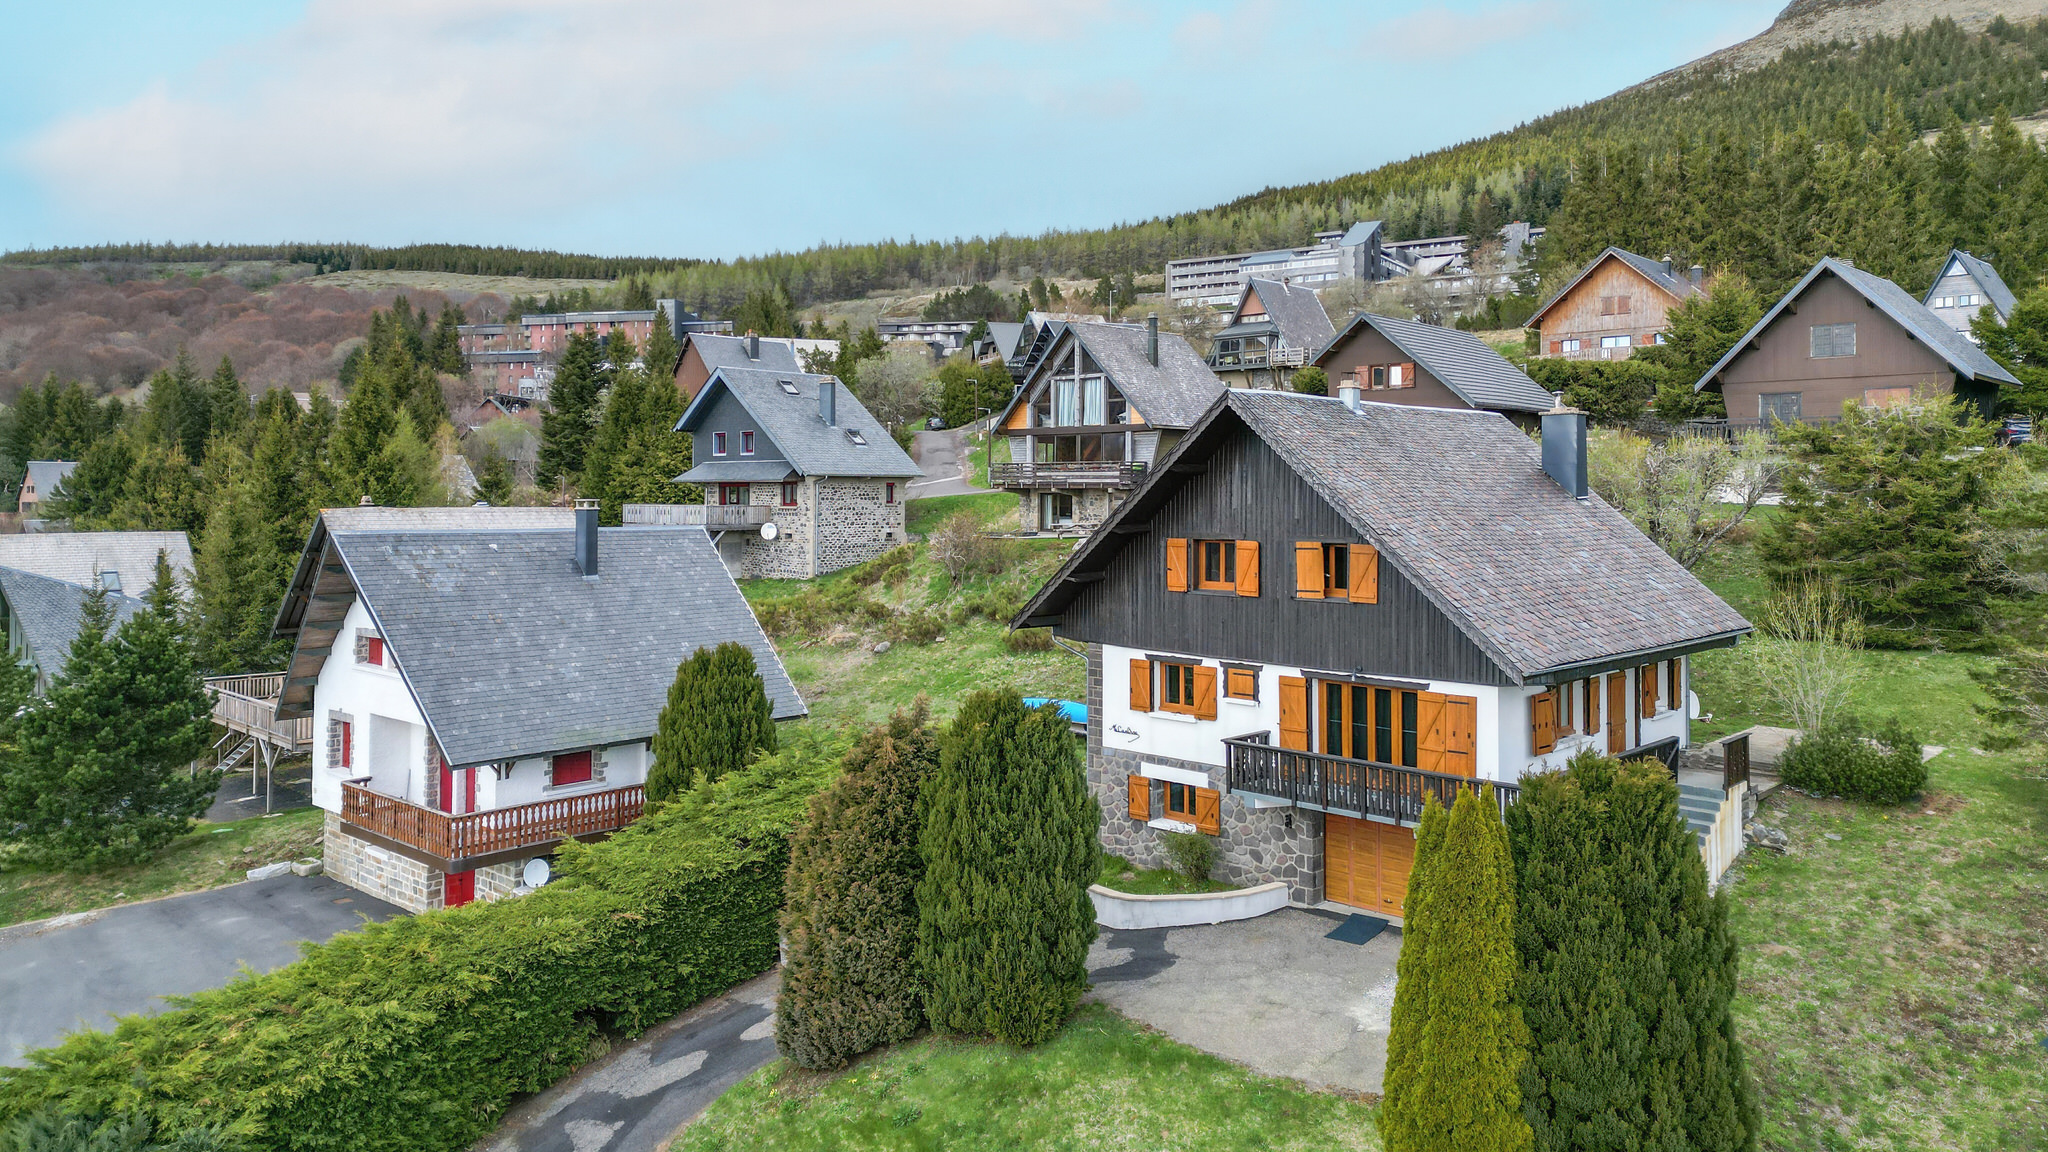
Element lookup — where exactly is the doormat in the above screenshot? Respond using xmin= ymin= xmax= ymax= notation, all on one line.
xmin=1325 ymin=914 xmax=1389 ymax=946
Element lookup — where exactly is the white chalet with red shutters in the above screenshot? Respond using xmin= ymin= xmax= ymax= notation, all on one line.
xmin=273 ymin=504 xmax=803 ymax=912
xmin=1015 ymin=390 xmax=1755 ymax=916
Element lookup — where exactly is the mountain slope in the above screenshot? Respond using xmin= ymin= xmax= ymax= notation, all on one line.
xmin=1671 ymin=0 xmax=2048 ymax=79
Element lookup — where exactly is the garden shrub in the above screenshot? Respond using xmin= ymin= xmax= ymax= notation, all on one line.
xmin=1779 ymin=717 xmax=1926 ymax=803
xmin=848 ymin=545 xmax=915 ymax=589
xmin=954 ymin=587 xmax=1023 ymax=626
xmin=887 ymin=610 xmax=947 ymax=645
xmin=0 ymin=749 xmax=837 ymax=1152
xmin=648 ymin=641 xmax=777 ymax=800
xmin=777 ymin=703 xmax=938 ymax=1070
xmin=1004 ymin=628 xmax=1055 ymax=653
xmin=1160 ymin=831 xmax=1214 ymax=881
xmin=754 ymin=585 xmax=891 ymax=638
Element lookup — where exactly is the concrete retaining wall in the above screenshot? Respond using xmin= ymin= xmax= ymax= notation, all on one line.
xmin=1089 ymin=881 xmax=1290 ymax=930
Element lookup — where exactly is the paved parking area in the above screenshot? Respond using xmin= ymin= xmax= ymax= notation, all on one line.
xmin=1085 ymin=907 xmax=1401 ymax=1094
xmin=0 ymin=873 xmax=400 ymax=1064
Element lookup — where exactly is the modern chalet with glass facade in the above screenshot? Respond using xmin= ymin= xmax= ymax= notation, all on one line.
xmin=993 ymin=316 xmax=1225 ymax=533
xmin=272 ymin=504 xmax=803 ymax=913
xmin=1014 ymin=390 xmax=1754 ymax=916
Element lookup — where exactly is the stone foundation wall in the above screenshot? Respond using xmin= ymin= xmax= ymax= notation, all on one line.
xmin=1085 ymin=645 xmax=1323 ymax=904
xmin=324 ymin=813 xmax=441 ymax=913
xmin=475 ymin=859 xmax=527 ymax=903
xmin=739 ymin=481 xmax=814 ymax=580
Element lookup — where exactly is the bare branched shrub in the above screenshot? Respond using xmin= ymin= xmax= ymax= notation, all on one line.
xmin=928 ymin=511 xmax=1001 ymax=586
xmin=1587 ymin=428 xmax=1781 ymax=569
xmin=1748 ymin=577 xmax=1866 ymax=733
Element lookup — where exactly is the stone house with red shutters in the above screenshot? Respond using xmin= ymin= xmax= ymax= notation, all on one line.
xmin=272 ymin=504 xmax=803 ymax=913
xmin=1014 ymin=390 xmax=1755 ymax=917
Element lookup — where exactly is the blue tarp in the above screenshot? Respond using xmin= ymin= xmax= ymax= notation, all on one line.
xmin=1022 ymin=697 xmax=1088 ymax=726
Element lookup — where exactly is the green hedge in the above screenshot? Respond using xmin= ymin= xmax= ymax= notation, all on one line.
xmin=1779 ymin=718 xmax=1926 ymax=804
xmin=0 ymin=749 xmax=837 ymax=1152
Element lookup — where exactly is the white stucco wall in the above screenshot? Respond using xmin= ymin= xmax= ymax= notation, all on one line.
xmin=1102 ymin=643 xmax=1691 ymax=785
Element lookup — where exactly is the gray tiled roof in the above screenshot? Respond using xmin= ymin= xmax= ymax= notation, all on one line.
xmin=1528 ymin=246 xmax=1703 ymax=327
xmin=1697 ymin=257 xmax=2022 ymax=391
xmin=317 ymin=506 xmax=573 ymax=533
xmin=1017 ymin=392 xmax=1752 ymax=682
xmin=0 ymin=531 xmax=193 ymax=597
xmin=982 ymin=322 xmax=1029 ymax=361
xmin=23 ymin=461 xmax=78 ymax=499
xmin=1034 ymin=322 xmax=1226 ymax=429
xmin=685 ymin=333 xmax=802 ymax=377
xmin=330 ymin=526 xmax=805 ymax=767
xmin=1240 ymin=278 xmax=1337 ymax=352
xmin=1930 ymin=249 xmax=2017 ymax=319
xmin=678 ymin=460 xmax=799 ymax=483
xmin=0 ymin=566 xmax=144 ymax=676
xmin=676 ymin=367 xmax=923 ymax=479
xmin=1316 ymin=313 xmax=1556 ymax=413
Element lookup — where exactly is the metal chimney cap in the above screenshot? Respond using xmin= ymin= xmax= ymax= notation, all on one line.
xmin=574 ymin=498 xmax=599 ymax=510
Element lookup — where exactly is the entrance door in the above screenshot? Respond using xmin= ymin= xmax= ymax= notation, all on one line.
xmin=1605 ymin=672 xmax=1627 ymax=754
xmin=444 ymin=869 xmax=476 ymax=907
xmin=1326 ymin=816 xmax=1418 ymax=917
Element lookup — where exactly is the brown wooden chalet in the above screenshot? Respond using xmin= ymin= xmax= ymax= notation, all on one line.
xmin=1527 ymin=246 xmax=1704 ymax=360
xmin=1313 ymin=312 xmax=1555 ymax=426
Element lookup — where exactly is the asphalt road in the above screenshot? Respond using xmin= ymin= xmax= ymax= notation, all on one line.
xmin=0 ymin=873 xmax=401 ymax=1065
xmin=906 ymin=426 xmax=989 ymax=499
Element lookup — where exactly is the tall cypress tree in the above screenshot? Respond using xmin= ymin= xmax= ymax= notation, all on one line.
xmin=916 ymin=691 xmax=1099 ymax=1047
xmin=1383 ymin=786 xmax=1531 ymax=1152
xmin=647 ymin=641 xmax=776 ymax=800
xmin=777 ymin=702 xmax=938 ymax=1070
xmin=1382 ymin=795 xmax=1451 ymax=1149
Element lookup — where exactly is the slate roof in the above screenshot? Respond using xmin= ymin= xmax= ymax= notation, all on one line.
xmin=1315 ymin=313 xmax=1556 ymax=413
xmin=1696 ymin=257 xmax=2022 ymax=391
xmin=318 ymin=506 xmax=573 ymax=532
xmin=995 ymin=322 xmax=1226 ymax=431
xmin=0 ymin=531 xmax=194 ymax=596
xmin=1340 ymin=221 xmax=1385 ymax=247
xmin=0 ymin=567 xmax=144 ymax=676
xmin=1929 ymin=248 xmax=2017 ymax=319
xmin=683 ymin=333 xmax=802 ymax=377
xmin=22 ymin=461 xmax=78 ymax=500
xmin=675 ymin=368 xmax=922 ymax=480
xmin=981 ymin=321 xmax=1029 ymax=362
xmin=324 ymin=525 xmax=804 ymax=767
xmin=1237 ymin=278 xmax=1336 ymax=352
xmin=681 ymin=460 xmax=799 ymax=483
xmin=1016 ymin=392 xmax=1752 ymax=682
xmin=1527 ymin=246 xmax=1703 ymax=327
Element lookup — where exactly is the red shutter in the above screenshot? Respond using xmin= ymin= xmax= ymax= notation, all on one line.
xmin=367 ymin=636 xmax=385 ymax=666
xmin=552 ymin=751 xmax=593 ymax=786
xmin=1129 ymin=659 xmax=1152 ymax=712
xmin=339 ymin=722 xmax=352 ymax=769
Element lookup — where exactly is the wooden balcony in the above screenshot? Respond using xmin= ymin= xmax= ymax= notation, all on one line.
xmin=988 ymin=461 xmax=1146 ymax=489
xmin=1224 ymin=734 xmax=1518 ymax=825
xmin=205 ymin=673 xmax=314 ymax=753
xmin=340 ymin=781 xmax=645 ymax=869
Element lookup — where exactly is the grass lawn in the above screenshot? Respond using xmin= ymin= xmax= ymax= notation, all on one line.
xmin=967 ymin=433 xmax=991 ymax=489
xmin=1098 ymin=854 xmax=1239 ymax=896
xmin=1690 ymin=521 xmax=2048 ymax=1151
xmin=673 ymin=1005 xmax=1380 ymax=1152
xmin=904 ymin=490 xmax=1011 ymax=538
xmin=0 ymin=805 xmax=326 ymax=929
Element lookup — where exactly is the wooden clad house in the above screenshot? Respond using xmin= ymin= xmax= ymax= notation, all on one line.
xmin=271 ymin=504 xmax=804 ymax=913
xmin=1207 ymin=277 xmax=1337 ymax=390
xmin=1922 ymin=248 xmax=2016 ymax=341
xmin=1695 ymin=257 xmax=2020 ymax=425
xmin=993 ymin=316 xmax=1225 ymax=533
xmin=1527 ymin=246 xmax=1704 ymax=360
xmin=1312 ymin=312 xmax=1555 ymax=427
xmin=674 ymin=332 xmax=804 ymax=399
xmin=1014 ymin=391 xmax=1754 ymax=914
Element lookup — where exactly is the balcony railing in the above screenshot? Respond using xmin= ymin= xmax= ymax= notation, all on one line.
xmin=988 ymin=461 xmax=1146 ymax=489
xmin=620 ymin=503 xmax=774 ymax=529
xmin=341 ymin=780 xmax=645 ymax=867
xmin=204 ymin=673 xmax=314 ymax=753
xmin=1546 ymin=345 xmax=1642 ymax=361
xmin=1224 ymin=734 xmax=1518 ymax=824
xmin=1212 ymin=347 xmax=1309 ymax=370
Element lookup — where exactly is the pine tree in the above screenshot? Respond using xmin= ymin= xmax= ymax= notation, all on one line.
xmin=647 ymin=641 xmax=777 ymax=800
xmin=777 ymin=702 xmax=938 ymax=1070
xmin=192 ymin=456 xmax=287 ymax=673
xmin=475 ymin=450 xmax=513 ymax=505
xmin=1382 ymin=786 xmax=1531 ymax=1152
xmin=109 ymin=443 xmax=203 ymax=533
xmin=204 ymin=357 xmax=248 ymax=450
xmin=642 ymin=307 xmax=681 ymax=384
xmin=427 ymin=302 xmax=467 ymax=375
xmin=916 ymin=691 xmax=1099 ymax=1047
xmin=538 ymin=330 xmax=604 ymax=491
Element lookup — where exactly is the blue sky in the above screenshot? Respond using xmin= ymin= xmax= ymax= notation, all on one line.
xmin=0 ymin=1 xmax=1785 ymax=262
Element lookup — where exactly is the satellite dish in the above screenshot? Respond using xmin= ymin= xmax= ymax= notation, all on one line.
xmin=523 ymin=857 xmax=551 ymax=888
xmin=760 ymin=521 xmax=780 ymax=541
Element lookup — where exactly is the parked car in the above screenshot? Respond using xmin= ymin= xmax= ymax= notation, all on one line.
xmin=1997 ymin=416 xmax=2033 ymax=446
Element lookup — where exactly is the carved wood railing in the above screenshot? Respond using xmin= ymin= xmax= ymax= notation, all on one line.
xmin=1224 ymin=735 xmax=1518 ymax=825
xmin=340 ymin=781 xmax=645 ymax=864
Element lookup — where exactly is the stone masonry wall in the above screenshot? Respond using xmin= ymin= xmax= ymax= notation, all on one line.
xmin=475 ymin=859 xmax=527 ymax=903
xmin=740 ymin=479 xmax=814 ymax=580
xmin=325 ymin=813 xmax=442 ymax=913
xmin=1085 ymin=645 xmax=1324 ymax=904
xmin=813 ymin=479 xmax=904 ymax=574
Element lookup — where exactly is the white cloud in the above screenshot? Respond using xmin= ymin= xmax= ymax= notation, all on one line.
xmin=1363 ymin=1 xmax=1573 ymax=56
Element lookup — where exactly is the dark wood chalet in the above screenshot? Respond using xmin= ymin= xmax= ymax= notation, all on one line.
xmin=1014 ymin=391 xmax=1754 ymax=914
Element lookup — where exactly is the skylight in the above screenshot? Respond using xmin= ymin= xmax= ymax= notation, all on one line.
xmin=846 ymin=429 xmax=868 ymax=446
xmin=779 ymin=380 xmax=800 ymax=395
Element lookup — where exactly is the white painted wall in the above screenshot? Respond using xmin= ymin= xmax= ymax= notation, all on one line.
xmin=1103 ymin=643 xmax=1692 ymax=785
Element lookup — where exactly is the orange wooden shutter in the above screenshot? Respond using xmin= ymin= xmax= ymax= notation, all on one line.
xmin=1401 ymin=362 xmax=1417 ymax=387
xmin=1165 ymin=538 xmax=1189 ymax=592
xmin=1294 ymin=542 xmax=1323 ymax=598
xmin=1583 ymin=677 xmax=1600 ymax=734
xmin=1129 ymin=659 xmax=1152 ymax=712
xmin=1639 ymin=664 xmax=1658 ymax=717
xmin=1128 ymin=775 xmax=1151 ymax=820
xmin=1235 ymin=540 xmax=1260 ymax=597
xmin=1416 ymin=691 xmax=1448 ymax=772
xmin=1194 ymin=787 xmax=1221 ymax=835
xmin=1531 ymin=689 xmax=1556 ymax=755
xmin=1349 ymin=544 xmax=1379 ymax=604
xmin=1279 ymin=676 xmax=1310 ymax=750
xmin=1226 ymin=667 xmax=1257 ymax=699
xmin=1549 ymin=340 xmax=1562 ymax=354
xmin=1443 ymin=696 xmax=1477 ymax=777
xmin=1192 ymin=666 xmax=1219 ymax=720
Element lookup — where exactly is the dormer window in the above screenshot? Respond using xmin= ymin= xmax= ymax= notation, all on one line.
xmin=97 ymin=571 xmax=121 ymax=593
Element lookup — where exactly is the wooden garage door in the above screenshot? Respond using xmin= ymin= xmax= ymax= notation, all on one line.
xmin=1326 ymin=815 xmax=1418 ymax=918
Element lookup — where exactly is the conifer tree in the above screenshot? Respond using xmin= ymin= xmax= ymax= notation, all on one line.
xmin=538 ymin=330 xmax=604 ymax=490
xmin=475 ymin=450 xmax=513 ymax=505
xmin=777 ymin=701 xmax=938 ymax=1070
xmin=1382 ymin=786 xmax=1530 ymax=1152
xmin=193 ymin=457 xmax=287 ymax=672
xmin=647 ymin=641 xmax=776 ymax=800
xmin=205 ymin=357 xmax=248 ymax=450
xmin=110 ymin=443 xmax=203 ymax=533
xmin=916 ymin=691 xmax=1099 ymax=1047
xmin=428 ymin=301 xmax=467 ymax=375
xmin=1381 ymin=794 xmax=1450 ymax=1150
xmin=642 ymin=308 xmax=681 ymax=383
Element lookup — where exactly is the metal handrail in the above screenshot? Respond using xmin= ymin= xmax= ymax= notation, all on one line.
xmin=1224 ymin=736 xmax=1518 ymax=824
